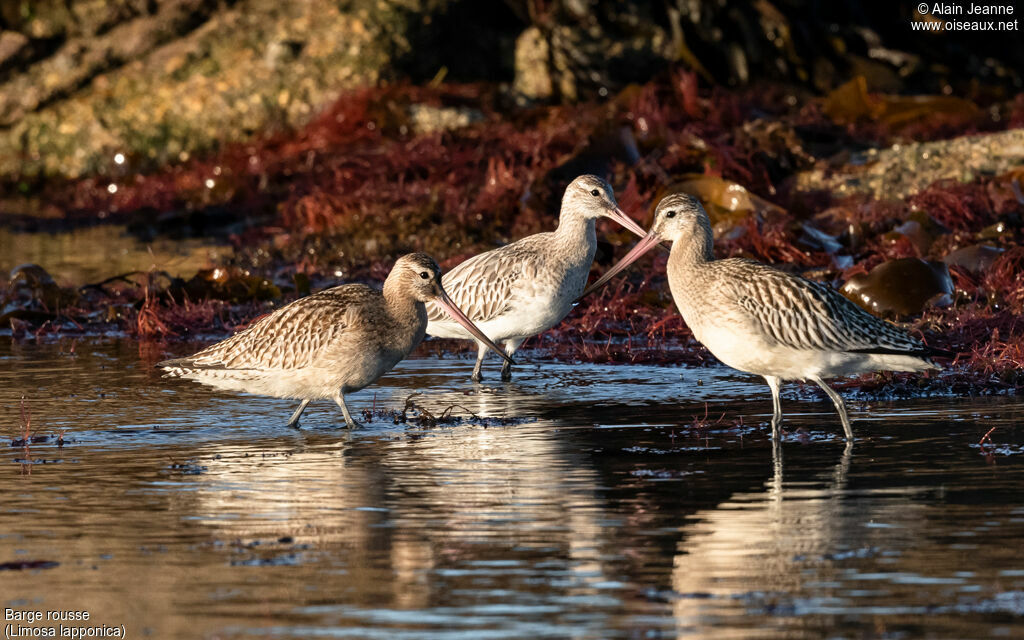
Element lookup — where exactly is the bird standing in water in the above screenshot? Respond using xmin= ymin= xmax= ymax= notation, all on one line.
xmin=158 ymin=253 xmax=512 ymax=428
xmin=581 ymin=193 xmax=947 ymax=441
xmin=426 ymin=175 xmax=646 ymax=381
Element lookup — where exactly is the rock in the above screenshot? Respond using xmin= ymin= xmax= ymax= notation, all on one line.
xmin=0 ymin=0 xmax=217 ymax=128
xmin=795 ymin=129 xmax=1024 ymax=201
xmin=513 ymin=26 xmax=554 ymax=101
xmin=0 ymin=0 xmax=466 ymax=179
xmin=4 ymin=0 xmax=1024 ymax=181
xmin=511 ymin=2 xmax=672 ymax=103
xmin=407 ymin=104 xmax=484 ymax=135
xmin=0 ymin=31 xmax=29 ymax=70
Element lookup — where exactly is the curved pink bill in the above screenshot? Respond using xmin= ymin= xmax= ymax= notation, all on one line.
xmin=577 ymin=231 xmax=664 ymax=301
xmin=607 ymin=206 xmax=647 ymax=238
xmin=434 ymin=290 xmax=515 ymax=365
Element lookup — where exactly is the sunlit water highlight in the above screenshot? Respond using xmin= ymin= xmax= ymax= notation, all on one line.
xmin=1 ymin=340 xmax=1022 ymax=639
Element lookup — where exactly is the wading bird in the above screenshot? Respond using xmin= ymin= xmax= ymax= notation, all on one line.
xmin=158 ymin=253 xmax=512 ymax=428
xmin=580 ymin=193 xmax=948 ymax=441
xmin=426 ymin=174 xmax=646 ymax=381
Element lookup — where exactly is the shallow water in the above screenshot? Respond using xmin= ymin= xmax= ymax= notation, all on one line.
xmin=0 ymin=225 xmax=232 ymax=284
xmin=1 ymin=339 xmax=1022 ymax=639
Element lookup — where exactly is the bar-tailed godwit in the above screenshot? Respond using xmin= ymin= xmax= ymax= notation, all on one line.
xmin=426 ymin=174 xmax=646 ymax=381
xmin=581 ymin=193 xmax=948 ymax=441
xmin=158 ymin=253 xmax=512 ymax=428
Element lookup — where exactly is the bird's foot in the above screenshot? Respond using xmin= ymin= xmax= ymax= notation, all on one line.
xmin=287 ymin=421 xmax=302 ymax=430
xmin=471 ymin=371 xmax=483 ymax=383
xmin=500 ymin=370 xmax=512 ymax=382
xmin=343 ymin=420 xmax=364 ymax=430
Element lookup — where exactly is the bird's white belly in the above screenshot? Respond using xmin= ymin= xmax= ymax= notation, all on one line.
xmin=691 ymin=323 xmax=814 ymax=380
xmin=428 ymin=284 xmax=575 ymax=343
xmin=180 ymin=367 xmax=339 ymax=399
xmin=692 ymin=322 xmax=913 ymax=380
xmin=179 ymin=348 xmax=403 ymax=400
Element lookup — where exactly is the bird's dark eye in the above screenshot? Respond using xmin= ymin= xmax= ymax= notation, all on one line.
xmin=590 ymin=189 xmax=600 ymax=197
xmin=419 ymin=271 xmax=430 ymax=279
xmin=666 ymin=210 xmax=676 ymax=218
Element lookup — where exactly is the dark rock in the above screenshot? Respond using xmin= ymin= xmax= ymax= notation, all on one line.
xmin=2 ymin=0 xmax=1023 ymax=181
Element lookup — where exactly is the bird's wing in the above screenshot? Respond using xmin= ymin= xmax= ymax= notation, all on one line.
xmin=429 ymin=240 xmax=545 ymax=324
xmin=724 ymin=261 xmax=930 ymax=355
xmin=160 ymin=285 xmax=376 ymax=371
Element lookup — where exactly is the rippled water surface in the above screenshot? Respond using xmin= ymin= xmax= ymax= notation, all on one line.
xmin=2 ymin=339 xmax=1022 ymax=639
xmin=0 ymin=225 xmax=232 ymax=284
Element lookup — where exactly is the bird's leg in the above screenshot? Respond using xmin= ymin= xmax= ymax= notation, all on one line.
xmin=770 ymin=434 xmax=784 ymax=503
xmin=764 ymin=375 xmax=784 ymax=440
xmin=471 ymin=341 xmax=487 ymax=382
xmin=810 ymin=375 xmax=854 ymax=442
xmin=500 ymin=338 xmax=524 ymax=382
xmin=332 ymin=391 xmax=363 ymax=429
xmin=286 ymin=399 xmax=311 ymax=429
xmin=834 ymin=440 xmax=853 ymax=488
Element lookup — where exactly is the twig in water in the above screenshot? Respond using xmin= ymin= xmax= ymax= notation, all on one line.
xmin=979 ymin=426 xmax=997 ymax=447
xmin=19 ymin=396 xmax=32 ymax=443
xmin=402 ymin=392 xmax=437 ymax=426
xmin=401 ymin=392 xmax=423 ymax=422
xmin=438 ymin=404 xmax=482 ymax=422
xmin=690 ymin=402 xmax=727 ymax=430
xmin=17 ymin=397 xmax=33 ymax=475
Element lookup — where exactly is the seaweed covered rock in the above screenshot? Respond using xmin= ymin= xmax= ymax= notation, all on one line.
xmin=0 ymin=0 xmax=505 ymax=179
xmin=5 ymin=0 xmax=1024 ymax=182
xmin=795 ymin=128 xmax=1024 ymax=201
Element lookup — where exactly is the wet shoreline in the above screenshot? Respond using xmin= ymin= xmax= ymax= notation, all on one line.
xmin=3 ymin=340 xmax=1022 ymax=639
xmin=3 ymin=78 xmax=1022 ymax=397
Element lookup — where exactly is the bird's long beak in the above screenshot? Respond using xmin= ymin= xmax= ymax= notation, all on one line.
xmin=578 ymin=231 xmax=664 ymax=300
xmin=607 ymin=206 xmax=647 ymax=238
xmin=433 ymin=288 xmax=515 ymax=365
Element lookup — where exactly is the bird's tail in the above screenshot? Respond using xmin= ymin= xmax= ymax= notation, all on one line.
xmin=155 ymin=357 xmax=191 ymax=369
xmin=155 ymin=357 xmax=221 ymax=378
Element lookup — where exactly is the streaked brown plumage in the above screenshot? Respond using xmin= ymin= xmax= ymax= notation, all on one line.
xmin=581 ymin=193 xmax=948 ymax=441
xmin=158 ymin=253 xmax=512 ymax=428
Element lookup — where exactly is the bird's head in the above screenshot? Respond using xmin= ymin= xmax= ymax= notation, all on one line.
xmin=561 ymin=175 xmax=646 ymax=237
xmin=390 ymin=253 xmax=514 ymax=366
xmin=576 ymin=192 xmax=712 ymax=299
xmin=393 ymin=253 xmax=444 ymax=303
xmin=649 ymin=193 xmax=710 ymax=243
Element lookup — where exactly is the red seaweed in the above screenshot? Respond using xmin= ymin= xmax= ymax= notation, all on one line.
xmin=1 ymin=76 xmax=1022 ymax=396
